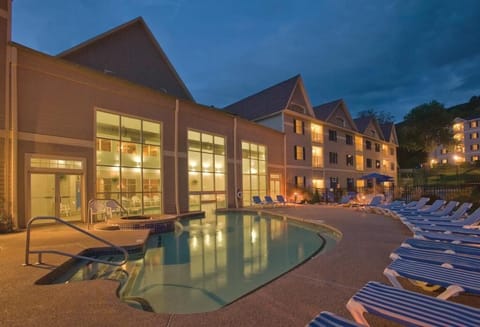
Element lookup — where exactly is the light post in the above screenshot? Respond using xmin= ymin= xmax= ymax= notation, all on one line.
xmin=453 ymin=155 xmax=460 ymax=186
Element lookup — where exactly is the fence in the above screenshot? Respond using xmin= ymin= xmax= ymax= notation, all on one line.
xmin=398 ymin=184 xmax=477 ymax=203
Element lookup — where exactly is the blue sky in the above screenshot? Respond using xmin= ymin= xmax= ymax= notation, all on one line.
xmin=12 ymin=0 xmax=480 ymax=122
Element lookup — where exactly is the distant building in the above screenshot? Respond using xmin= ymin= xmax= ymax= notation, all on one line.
xmin=430 ymin=116 xmax=480 ymax=166
xmin=0 ymin=1 xmax=398 ymax=228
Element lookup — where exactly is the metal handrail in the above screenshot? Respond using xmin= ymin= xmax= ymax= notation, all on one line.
xmin=24 ymin=216 xmax=129 ymax=267
xmin=87 ymin=198 xmax=129 ymax=229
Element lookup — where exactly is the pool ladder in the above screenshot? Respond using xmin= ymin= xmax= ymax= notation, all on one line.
xmin=24 ymin=216 xmax=128 ymax=267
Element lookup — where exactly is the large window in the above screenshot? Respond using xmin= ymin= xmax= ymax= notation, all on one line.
xmin=311 ymin=123 xmax=323 ymax=143
xmin=329 ymin=152 xmax=338 ymax=164
xmin=328 ymin=130 xmax=337 ymax=142
xmin=96 ymin=111 xmax=162 ymax=214
xmin=242 ymin=141 xmax=267 ymax=206
xmin=312 ymin=146 xmax=323 ymax=168
xmin=346 ymin=134 xmax=353 ymax=145
xmin=188 ymin=130 xmax=226 ymax=212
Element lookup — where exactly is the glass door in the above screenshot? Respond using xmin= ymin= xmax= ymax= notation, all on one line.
xmin=30 ymin=173 xmax=83 ymax=222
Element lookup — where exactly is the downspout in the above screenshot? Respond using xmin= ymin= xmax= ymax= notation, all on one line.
xmin=174 ymin=99 xmax=179 ymax=215
xmin=234 ymin=117 xmax=238 ymax=208
xmin=10 ymin=46 xmax=17 ymax=225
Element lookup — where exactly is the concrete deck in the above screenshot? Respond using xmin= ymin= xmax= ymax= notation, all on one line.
xmin=0 ymin=206 xmax=479 ymax=326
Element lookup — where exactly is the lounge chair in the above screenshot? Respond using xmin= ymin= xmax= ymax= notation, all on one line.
xmin=402 ymin=237 xmax=480 ymax=256
xmin=358 ymin=195 xmax=383 ymax=212
xmin=391 ymin=246 xmax=480 ymax=271
xmin=410 ymin=206 xmax=480 ymax=230
xmin=415 ymin=230 xmax=480 ymax=245
xmin=252 ymin=196 xmax=264 ymax=207
xmin=276 ymin=195 xmax=294 ymax=206
xmin=264 ymin=195 xmax=276 ymax=207
xmin=346 ymin=281 xmax=480 ymax=326
xmin=397 ymin=199 xmax=446 ymax=218
xmin=402 ymin=202 xmax=470 ymax=224
xmin=384 ymin=258 xmax=480 ymax=299
xmin=307 ymin=311 xmax=361 ymax=327
xmin=390 ymin=197 xmax=430 ymax=217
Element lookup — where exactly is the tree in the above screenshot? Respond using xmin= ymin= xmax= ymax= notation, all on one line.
xmin=398 ymin=101 xmax=453 ymax=154
xmin=358 ymin=108 xmax=395 ymax=124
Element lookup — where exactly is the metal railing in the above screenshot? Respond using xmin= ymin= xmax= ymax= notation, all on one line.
xmin=24 ymin=216 xmax=129 ymax=267
xmin=87 ymin=198 xmax=129 ymax=229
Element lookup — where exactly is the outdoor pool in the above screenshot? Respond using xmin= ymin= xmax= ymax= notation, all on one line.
xmin=53 ymin=211 xmax=338 ymax=314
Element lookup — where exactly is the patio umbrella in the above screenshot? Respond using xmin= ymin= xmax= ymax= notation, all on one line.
xmin=359 ymin=173 xmax=393 ymax=193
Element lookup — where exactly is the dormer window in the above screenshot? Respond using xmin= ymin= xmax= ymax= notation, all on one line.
xmin=371 ymin=130 xmax=376 ymax=137
xmin=289 ymin=104 xmax=306 ymax=114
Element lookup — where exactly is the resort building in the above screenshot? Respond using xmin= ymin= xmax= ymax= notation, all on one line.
xmin=0 ymin=1 xmax=398 ymax=228
xmin=430 ymin=116 xmax=480 ymax=166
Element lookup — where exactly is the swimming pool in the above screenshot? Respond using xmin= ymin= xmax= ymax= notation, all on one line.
xmin=55 ymin=211 xmax=337 ymax=314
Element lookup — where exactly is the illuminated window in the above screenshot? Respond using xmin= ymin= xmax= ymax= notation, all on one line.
xmin=96 ymin=110 xmax=162 ymax=214
xmin=312 ymin=179 xmax=324 ymax=189
xmin=471 ymin=121 xmax=478 ymax=128
xmin=355 ymin=136 xmax=363 ymax=152
xmin=242 ymin=141 xmax=267 ymax=206
xmin=312 ymin=146 xmax=323 ymax=168
xmin=471 ymin=132 xmax=479 ymax=139
xmin=356 ymin=154 xmax=364 ymax=171
xmin=189 ymin=130 xmax=226 ymax=211
xmin=441 ymin=159 xmax=448 ymax=164
xmin=294 ymin=146 xmax=305 ymax=160
xmin=376 ymin=160 xmax=381 ymax=169
xmin=471 ymin=144 xmax=480 ymax=151
xmin=472 ymin=155 xmax=479 ymax=162
xmin=441 ymin=148 xmax=448 ymax=155
xmin=390 ymin=147 xmax=395 ymax=156
xmin=295 ymin=176 xmax=306 ymax=188
xmin=311 ymin=123 xmax=323 ymax=143
xmin=293 ymin=119 xmax=304 ymax=134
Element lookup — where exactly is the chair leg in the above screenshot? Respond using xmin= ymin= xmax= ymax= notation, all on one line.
xmin=438 ymin=285 xmax=464 ymax=300
xmin=383 ymin=268 xmax=404 ymax=289
xmin=346 ymin=299 xmax=370 ymax=326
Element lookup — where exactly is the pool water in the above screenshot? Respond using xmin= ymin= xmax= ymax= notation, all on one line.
xmin=63 ymin=212 xmax=336 ymax=313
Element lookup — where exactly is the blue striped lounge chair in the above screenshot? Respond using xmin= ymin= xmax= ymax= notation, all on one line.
xmin=390 ymin=246 xmax=480 ymax=271
xmin=384 ymin=258 xmax=480 ymax=299
xmin=410 ymin=206 xmax=480 ymax=230
xmin=307 ymin=311 xmax=361 ymax=327
xmin=252 ymin=195 xmax=264 ymax=207
xmin=264 ymin=195 xmax=276 ymax=207
xmin=346 ymin=281 xmax=480 ymax=326
xmin=402 ymin=238 xmax=480 ymax=256
xmin=397 ymin=199 xmax=446 ymax=218
xmin=390 ymin=197 xmax=430 ymax=217
xmin=415 ymin=230 xmax=480 ymax=245
xmin=403 ymin=202 xmax=471 ymax=224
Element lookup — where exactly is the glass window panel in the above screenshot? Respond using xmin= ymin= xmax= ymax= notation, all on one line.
xmin=250 ymin=144 xmax=258 ymax=159
xmin=214 ymin=155 xmax=225 ymax=173
xmin=202 ymin=134 xmax=214 ymax=153
xmin=143 ymin=145 xmax=161 ymax=168
xmin=189 ymin=195 xmax=201 ymax=212
xmin=259 ymin=176 xmax=266 ymax=192
xmin=216 ymin=194 xmax=226 ymax=209
xmin=96 ymin=139 xmax=120 ymax=166
xmin=188 ymin=130 xmax=201 ymax=151
xmin=215 ymin=173 xmax=225 ymax=191
xmin=201 ymin=194 xmax=216 ymax=202
xmin=121 ymin=117 xmax=141 ymax=143
xmin=202 ymin=153 xmax=214 ymax=172
xmin=214 ymin=136 xmax=225 ymax=155
xmin=143 ymin=169 xmax=161 ymax=193
xmin=242 ymin=175 xmax=250 ymax=190
xmin=202 ymin=173 xmax=214 ymax=191
xmin=250 ymin=159 xmax=258 ymax=174
xmin=121 ymin=168 xmax=142 ymax=193
xmin=121 ymin=142 xmax=142 ymax=167
xmin=251 ymin=175 xmax=259 ymax=191
xmin=258 ymin=146 xmax=266 ymax=160
xmin=242 ymin=158 xmax=250 ymax=174
xmin=188 ymin=151 xmax=201 ymax=172
xmin=96 ymin=166 xmax=120 ymax=194
xmin=143 ymin=121 xmax=161 ymax=145
xmin=242 ymin=142 xmax=250 ymax=158
xmin=189 ymin=172 xmax=201 ymax=191
xmin=96 ymin=111 xmax=119 ymax=139
xmin=259 ymin=160 xmax=266 ymax=174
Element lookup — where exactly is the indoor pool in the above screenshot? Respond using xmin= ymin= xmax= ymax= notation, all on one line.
xmin=55 ymin=211 xmax=337 ymax=314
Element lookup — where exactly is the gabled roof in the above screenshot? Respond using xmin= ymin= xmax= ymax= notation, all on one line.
xmin=380 ymin=122 xmax=399 ymax=145
xmin=313 ymin=99 xmax=343 ymax=121
xmin=57 ymin=17 xmax=194 ymax=101
xmin=354 ymin=116 xmax=385 ymax=140
xmin=313 ymin=99 xmax=358 ymax=132
xmin=224 ymin=75 xmax=313 ymax=120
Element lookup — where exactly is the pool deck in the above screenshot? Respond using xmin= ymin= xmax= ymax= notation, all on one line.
xmin=1 ymin=205 xmax=479 ymax=326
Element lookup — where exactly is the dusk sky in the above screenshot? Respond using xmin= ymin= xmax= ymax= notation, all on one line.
xmin=12 ymin=0 xmax=480 ymax=122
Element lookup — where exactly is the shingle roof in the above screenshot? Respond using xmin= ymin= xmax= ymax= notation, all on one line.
xmin=380 ymin=123 xmax=394 ymax=141
xmin=313 ymin=99 xmax=343 ymax=121
xmin=353 ymin=116 xmax=372 ymax=134
xmin=223 ymin=75 xmax=300 ymax=120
